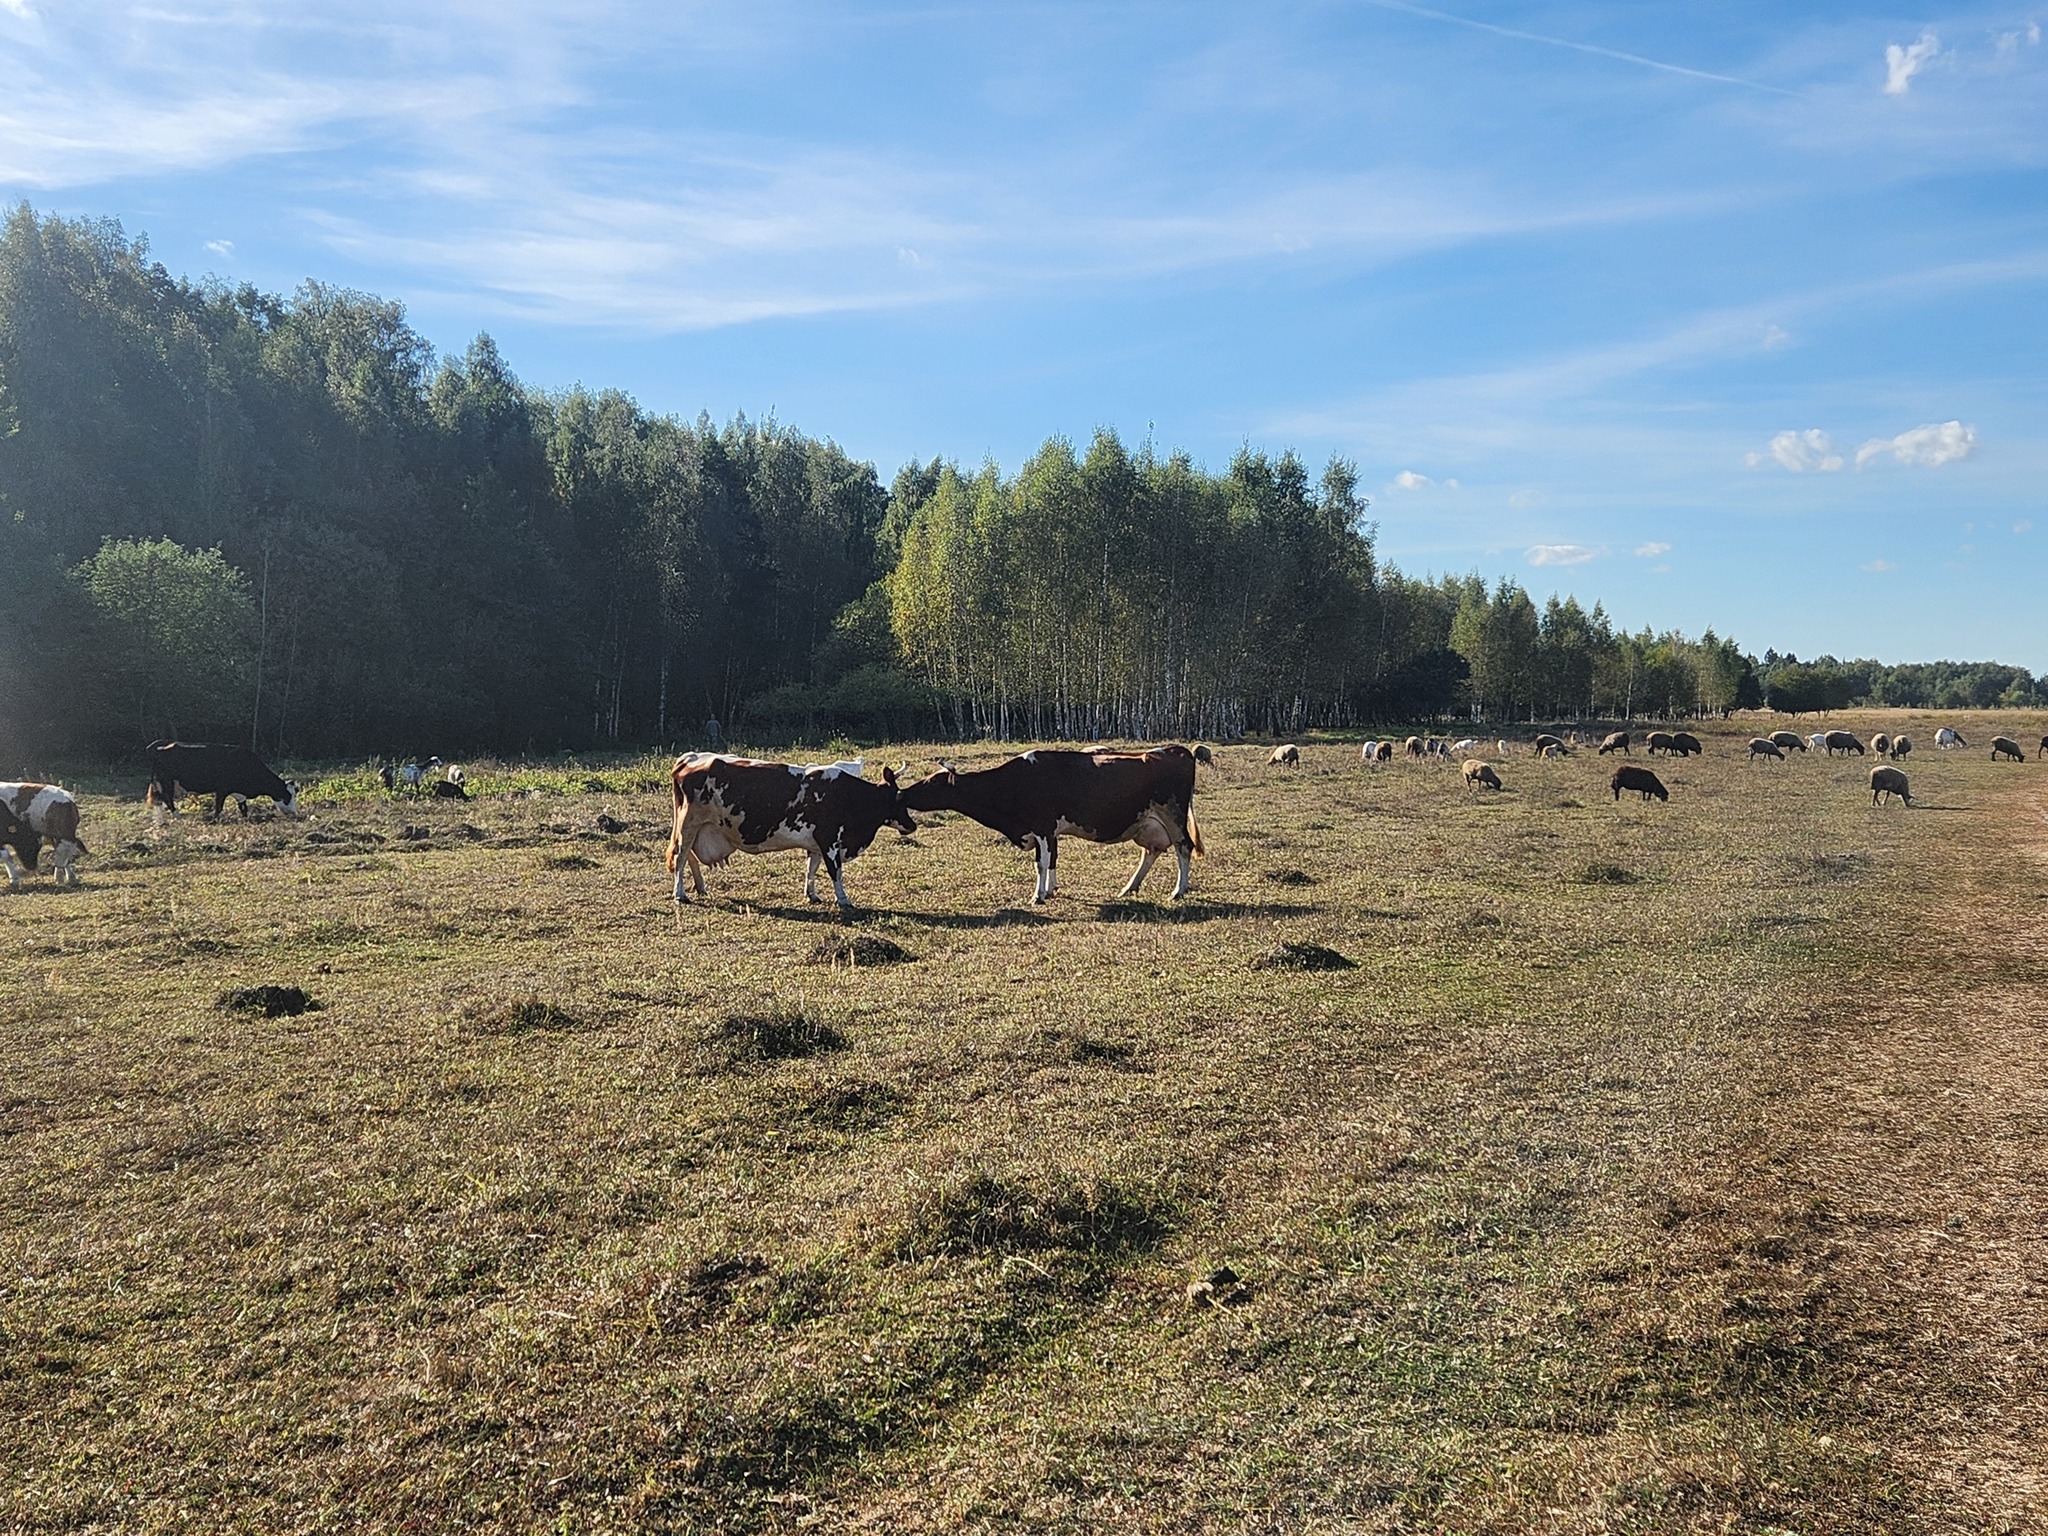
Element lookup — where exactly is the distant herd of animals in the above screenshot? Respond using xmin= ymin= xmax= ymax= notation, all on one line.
xmin=2 ymin=726 xmax=2045 ymax=903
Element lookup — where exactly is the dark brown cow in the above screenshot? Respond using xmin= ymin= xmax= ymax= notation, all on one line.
xmin=665 ymin=755 xmax=914 ymax=909
xmin=144 ymin=741 xmax=297 ymax=819
xmin=901 ymin=745 xmax=1202 ymax=904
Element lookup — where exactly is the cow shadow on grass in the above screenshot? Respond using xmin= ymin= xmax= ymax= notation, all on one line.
xmin=734 ymin=902 xmax=1057 ymax=930
xmin=1094 ymin=898 xmax=1319 ymax=924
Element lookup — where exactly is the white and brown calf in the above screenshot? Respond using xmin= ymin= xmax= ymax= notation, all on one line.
xmin=0 ymin=783 xmax=86 ymax=888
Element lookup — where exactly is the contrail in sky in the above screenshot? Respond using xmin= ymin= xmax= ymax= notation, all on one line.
xmin=1355 ymin=0 xmax=1807 ymax=97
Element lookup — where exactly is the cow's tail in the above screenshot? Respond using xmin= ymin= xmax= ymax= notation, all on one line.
xmin=1184 ymin=801 xmax=1204 ymax=858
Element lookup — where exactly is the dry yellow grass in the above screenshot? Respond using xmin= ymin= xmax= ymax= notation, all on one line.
xmin=3 ymin=712 xmax=2044 ymax=1532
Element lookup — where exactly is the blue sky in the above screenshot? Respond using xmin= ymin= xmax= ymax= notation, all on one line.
xmin=3 ymin=1 xmax=2044 ymax=667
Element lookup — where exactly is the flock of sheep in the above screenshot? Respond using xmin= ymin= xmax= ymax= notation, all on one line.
xmin=1261 ymin=724 xmax=2048 ymax=808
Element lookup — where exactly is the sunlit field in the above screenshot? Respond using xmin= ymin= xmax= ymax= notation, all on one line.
xmin=5 ymin=713 xmax=2046 ymax=1533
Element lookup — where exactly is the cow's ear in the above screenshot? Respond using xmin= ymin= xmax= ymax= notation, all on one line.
xmin=883 ymin=766 xmax=898 ymax=787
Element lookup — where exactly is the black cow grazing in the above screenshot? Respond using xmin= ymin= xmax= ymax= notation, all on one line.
xmin=901 ymin=745 xmax=1203 ymax=904
xmin=1610 ymin=765 xmax=1669 ymax=802
xmin=666 ymin=755 xmax=914 ymax=909
xmin=143 ymin=742 xmax=297 ymax=819
xmin=1598 ymin=731 xmax=1630 ymax=755
xmin=1671 ymin=731 xmax=1702 ymax=757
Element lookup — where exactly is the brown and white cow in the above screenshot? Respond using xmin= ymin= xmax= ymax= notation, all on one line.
xmin=0 ymin=783 xmax=87 ymax=888
xmin=900 ymin=745 xmax=1202 ymax=904
xmin=665 ymin=755 xmax=915 ymax=909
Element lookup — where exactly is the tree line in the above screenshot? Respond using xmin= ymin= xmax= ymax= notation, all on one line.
xmin=0 ymin=206 xmax=2038 ymax=766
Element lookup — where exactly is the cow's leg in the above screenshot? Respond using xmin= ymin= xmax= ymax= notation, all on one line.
xmin=672 ymin=857 xmax=691 ymax=904
xmin=1031 ymin=836 xmax=1053 ymax=903
xmin=825 ymin=851 xmax=851 ymax=910
xmin=1170 ymin=845 xmax=1192 ymax=900
xmin=805 ymin=852 xmax=824 ymax=903
xmin=1119 ymin=848 xmax=1159 ymax=897
xmin=234 ymin=795 xmax=250 ymax=819
xmin=688 ymin=847 xmax=708 ymax=898
xmin=54 ymin=843 xmax=79 ymax=886
xmin=1044 ymin=835 xmax=1059 ymax=898
xmin=0 ymin=846 xmax=20 ymax=890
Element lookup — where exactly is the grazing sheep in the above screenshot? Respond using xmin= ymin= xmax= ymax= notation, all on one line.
xmin=1769 ymin=730 xmax=1807 ymax=753
xmin=1451 ymin=738 xmax=1478 ymax=754
xmin=1374 ymin=740 xmax=1393 ymax=762
xmin=1193 ymin=744 xmax=1214 ymax=767
xmin=1497 ymin=739 xmax=1512 ymax=757
xmin=1991 ymin=736 xmax=2025 ymax=762
xmin=1403 ymin=735 xmax=1424 ymax=757
xmin=1823 ymin=730 xmax=1864 ymax=756
xmin=1646 ymin=731 xmax=1677 ymax=755
xmin=1462 ymin=760 xmax=1503 ymax=792
xmin=1532 ymin=733 xmax=1565 ymax=756
xmin=1609 ymin=764 xmax=1668 ymax=802
xmin=1935 ymin=727 xmax=1966 ymax=749
xmin=1747 ymin=736 xmax=1786 ymax=763
xmin=1869 ymin=765 xmax=1911 ymax=806
xmin=1889 ymin=734 xmax=1912 ymax=760
xmin=1598 ymin=730 xmax=1630 ymax=756
xmin=1270 ymin=743 xmax=1301 ymax=766
xmin=1672 ymin=731 xmax=1702 ymax=757
xmin=1870 ymin=732 xmax=1891 ymax=758
xmin=1807 ymin=733 xmax=1827 ymax=753
xmin=1359 ymin=740 xmax=1378 ymax=764
xmin=2039 ymin=734 xmax=2048 ymax=761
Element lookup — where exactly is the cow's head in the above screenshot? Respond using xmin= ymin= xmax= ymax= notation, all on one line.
xmin=881 ymin=766 xmax=917 ymax=835
xmin=282 ymin=782 xmax=301 ymax=814
xmin=898 ymin=764 xmax=959 ymax=814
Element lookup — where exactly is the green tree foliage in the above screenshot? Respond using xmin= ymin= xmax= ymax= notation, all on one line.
xmin=1 ymin=204 xmax=2036 ymax=757
xmin=66 ymin=538 xmax=255 ymax=745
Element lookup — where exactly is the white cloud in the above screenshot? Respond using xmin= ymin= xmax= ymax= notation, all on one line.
xmin=1526 ymin=543 xmax=1600 ymax=567
xmin=1884 ymin=32 xmax=1941 ymax=95
xmin=1861 ymin=558 xmax=1897 ymax=572
xmin=1748 ymin=428 xmax=1843 ymax=473
xmin=1995 ymin=22 xmax=2041 ymax=54
xmin=1634 ymin=541 xmax=1671 ymax=558
xmin=1855 ymin=420 xmax=1976 ymax=468
xmin=1760 ymin=323 xmax=1790 ymax=350
xmin=1507 ymin=488 xmax=1542 ymax=508
xmin=1391 ymin=469 xmax=1432 ymax=489
xmin=1444 ymin=477 xmax=1461 ymax=490
xmin=2016 ymin=519 xmax=2035 ymax=533
xmin=203 ymin=238 xmax=232 ymax=257
xmin=0 ymin=0 xmax=34 ymax=16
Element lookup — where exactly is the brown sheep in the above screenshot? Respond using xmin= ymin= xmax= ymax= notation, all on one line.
xmin=1645 ymin=731 xmax=1677 ymax=755
xmin=1462 ymin=760 xmax=1503 ymax=792
xmin=1991 ymin=736 xmax=2025 ymax=762
xmin=1609 ymin=764 xmax=1668 ymax=802
xmin=1769 ymin=730 xmax=1806 ymax=752
xmin=1403 ymin=735 xmax=1424 ymax=757
xmin=1598 ymin=730 xmax=1630 ymax=755
xmin=1193 ymin=744 xmax=1214 ymax=767
xmin=1747 ymin=736 xmax=1785 ymax=763
xmin=1373 ymin=741 xmax=1393 ymax=762
xmin=1270 ymin=743 xmax=1301 ymax=766
xmin=1869 ymin=765 xmax=1911 ymax=806
xmin=1671 ymin=731 xmax=1702 ymax=756
xmin=2039 ymin=734 xmax=2048 ymax=761
xmin=1823 ymin=730 xmax=1864 ymax=756
xmin=1889 ymin=734 xmax=1911 ymax=760
xmin=1870 ymin=731 xmax=1891 ymax=757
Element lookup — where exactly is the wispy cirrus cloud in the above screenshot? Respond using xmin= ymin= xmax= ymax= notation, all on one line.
xmin=1884 ymin=32 xmax=1942 ymax=95
xmin=1856 ymin=420 xmax=1976 ymax=467
xmin=1526 ymin=543 xmax=1601 ymax=566
xmin=1748 ymin=428 xmax=1843 ymax=472
xmin=1634 ymin=541 xmax=1671 ymax=557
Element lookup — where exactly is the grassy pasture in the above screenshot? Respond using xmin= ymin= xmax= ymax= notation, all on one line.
xmin=4 ymin=713 xmax=2046 ymax=1532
